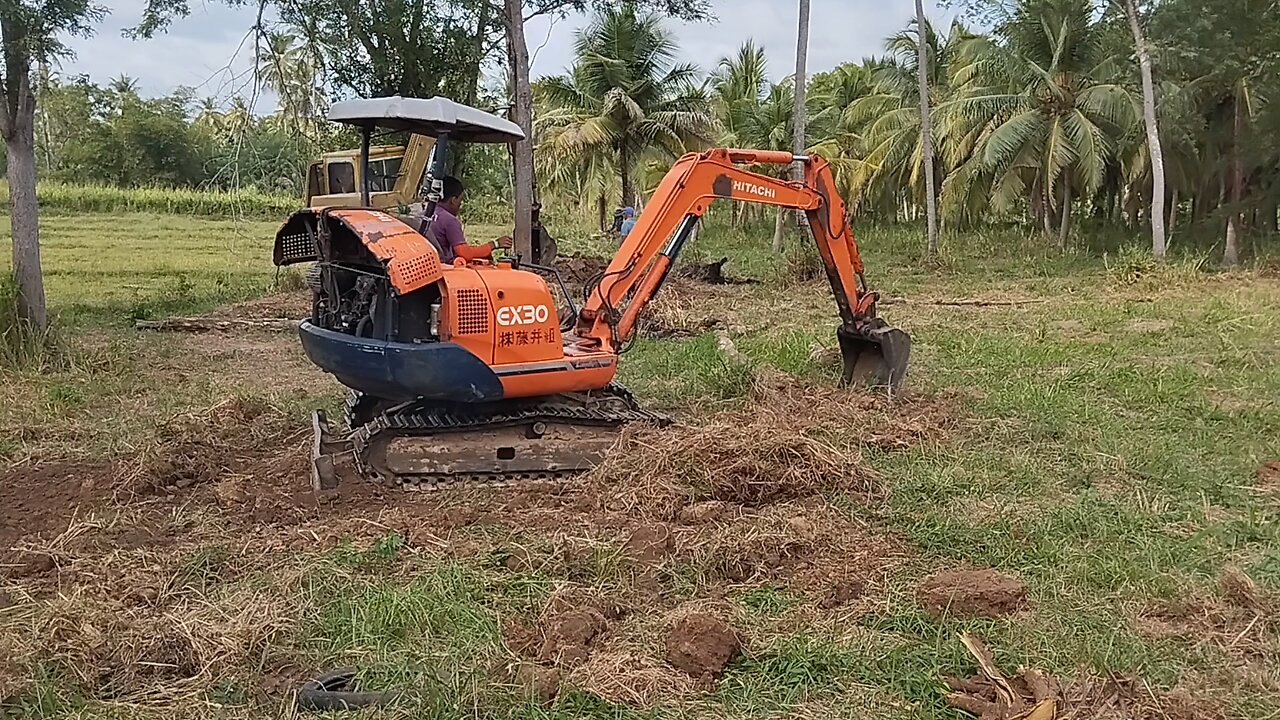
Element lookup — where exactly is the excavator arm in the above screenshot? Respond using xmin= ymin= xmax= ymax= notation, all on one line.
xmin=574 ymin=147 xmax=910 ymax=392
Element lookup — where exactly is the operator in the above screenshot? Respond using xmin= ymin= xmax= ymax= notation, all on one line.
xmin=429 ymin=176 xmax=513 ymax=263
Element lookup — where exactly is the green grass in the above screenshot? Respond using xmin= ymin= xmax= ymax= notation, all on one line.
xmin=2 ymin=209 xmax=1279 ymax=719
xmin=0 ymin=179 xmax=297 ymax=219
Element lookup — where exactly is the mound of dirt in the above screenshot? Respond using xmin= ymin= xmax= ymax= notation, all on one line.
xmin=512 ymin=662 xmax=560 ymax=704
xmin=593 ymin=417 xmax=879 ymax=517
xmin=674 ymin=257 xmax=756 ymax=285
xmin=676 ymin=501 xmax=740 ymax=525
xmin=819 ymin=578 xmax=866 ymax=609
xmin=539 ymin=608 xmax=608 ymax=667
xmin=918 ymin=568 xmax=1028 ymax=619
xmin=214 ymin=290 xmax=311 ymax=320
xmin=560 ymin=255 xmax=608 ymax=282
xmin=135 ymin=397 xmax=303 ymax=494
xmin=664 ymin=613 xmax=741 ymax=678
xmin=1257 ymin=460 xmax=1280 ymax=488
xmin=624 ymin=524 xmax=674 ymax=564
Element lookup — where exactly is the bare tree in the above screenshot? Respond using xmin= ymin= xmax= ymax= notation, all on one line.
xmin=781 ymin=0 xmax=810 ymax=254
xmin=914 ymin=0 xmax=939 ymax=259
xmin=1122 ymin=0 xmax=1166 ymax=260
xmin=1 ymin=1 xmax=103 ymax=335
xmin=1225 ymin=85 xmax=1243 ymax=267
xmin=503 ymin=0 xmax=534 ymax=261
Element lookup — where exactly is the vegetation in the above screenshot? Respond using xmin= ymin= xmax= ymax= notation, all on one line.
xmin=0 ymin=212 xmax=1277 ymax=719
xmin=0 ymin=180 xmax=295 ymax=218
xmin=532 ymin=0 xmax=1280 ymax=264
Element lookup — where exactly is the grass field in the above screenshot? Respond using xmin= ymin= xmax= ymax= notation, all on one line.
xmin=0 ymin=210 xmax=1278 ymax=719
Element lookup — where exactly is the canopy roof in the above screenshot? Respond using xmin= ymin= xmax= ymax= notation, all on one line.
xmin=327 ymin=96 xmax=524 ymax=143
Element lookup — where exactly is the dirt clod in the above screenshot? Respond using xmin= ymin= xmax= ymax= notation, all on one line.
xmin=819 ymin=578 xmax=866 ymax=609
xmin=664 ymin=613 xmax=741 ymax=678
xmin=1219 ymin=568 xmax=1265 ymax=610
xmin=513 ymin=662 xmax=560 ymax=704
xmin=918 ymin=568 xmax=1028 ymax=619
xmin=502 ymin=619 xmax=543 ymax=659
xmin=1257 ymin=460 xmax=1280 ymax=487
xmin=539 ymin=608 xmax=606 ymax=667
xmin=624 ymin=524 xmax=673 ymax=564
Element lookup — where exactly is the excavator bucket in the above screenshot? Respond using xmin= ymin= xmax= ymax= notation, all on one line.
xmin=837 ymin=320 xmax=912 ymax=395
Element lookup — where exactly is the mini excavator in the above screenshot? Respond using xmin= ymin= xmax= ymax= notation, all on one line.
xmin=274 ymin=96 xmax=911 ymax=490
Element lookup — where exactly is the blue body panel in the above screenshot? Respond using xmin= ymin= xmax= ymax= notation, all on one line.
xmin=298 ymin=321 xmax=505 ymax=402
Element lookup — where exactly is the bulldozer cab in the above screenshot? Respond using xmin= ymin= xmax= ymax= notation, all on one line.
xmin=326 ymin=96 xmax=524 ymax=212
xmin=305 ymin=144 xmax=412 ymax=207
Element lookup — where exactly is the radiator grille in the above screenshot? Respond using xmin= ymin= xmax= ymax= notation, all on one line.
xmin=278 ymin=232 xmax=315 ymax=263
xmin=391 ymin=253 xmax=442 ymax=290
xmin=455 ymin=288 xmax=490 ymax=335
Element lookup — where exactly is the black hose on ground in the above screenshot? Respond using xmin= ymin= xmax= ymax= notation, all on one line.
xmin=295 ymin=669 xmax=400 ymax=712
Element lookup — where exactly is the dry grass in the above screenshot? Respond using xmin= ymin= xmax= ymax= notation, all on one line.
xmin=591 ymin=369 xmax=956 ymax=520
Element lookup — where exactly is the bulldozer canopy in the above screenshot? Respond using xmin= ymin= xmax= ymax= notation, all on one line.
xmin=327 ymin=96 xmax=524 ymax=144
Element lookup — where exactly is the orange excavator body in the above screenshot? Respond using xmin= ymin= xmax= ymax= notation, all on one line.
xmin=277 ymin=147 xmax=909 ymax=488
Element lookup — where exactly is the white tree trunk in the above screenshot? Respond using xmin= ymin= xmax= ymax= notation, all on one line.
xmin=1058 ymin=180 xmax=1072 ymax=250
xmin=503 ymin=0 xmax=536 ymax=261
xmin=1124 ymin=0 xmax=1166 ymax=261
xmin=772 ymin=207 xmax=785 ymax=253
xmin=788 ymin=0 xmax=811 ymax=247
xmin=914 ymin=0 xmax=939 ymax=259
xmin=2 ymin=71 xmax=47 ymax=332
xmin=1225 ymin=88 xmax=1243 ymax=267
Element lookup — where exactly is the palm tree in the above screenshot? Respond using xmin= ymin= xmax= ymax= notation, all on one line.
xmin=944 ymin=0 xmax=1138 ymax=246
xmin=536 ymin=5 xmax=715 ymax=208
xmin=844 ymin=20 xmax=972 ymax=222
xmin=710 ymin=41 xmax=769 ymax=149
xmin=256 ymin=30 xmax=325 ymax=136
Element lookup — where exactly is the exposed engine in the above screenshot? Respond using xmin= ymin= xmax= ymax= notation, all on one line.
xmin=283 ymin=210 xmax=441 ymax=345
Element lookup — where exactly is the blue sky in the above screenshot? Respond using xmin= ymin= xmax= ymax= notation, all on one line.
xmin=59 ymin=0 xmax=959 ymax=112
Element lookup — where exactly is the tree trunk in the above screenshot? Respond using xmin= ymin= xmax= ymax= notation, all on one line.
xmin=789 ymin=0 xmax=810 ymax=238
xmin=597 ymin=193 xmax=606 ymax=232
xmin=1225 ymin=89 xmax=1244 ymax=267
xmin=1058 ymin=180 xmax=1071 ymax=250
xmin=772 ymin=207 xmax=785 ymax=253
xmin=914 ymin=0 xmax=939 ymax=259
xmin=1168 ymin=188 xmax=1179 ymax=234
xmin=1041 ymin=183 xmax=1054 ymax=237
xmin=3 ymin=69 xmax=47 ymax=333
xmin=503 ymin=0 xmax=536 ymax=261
xmin=1124 ymin=0 xmax=1166 ymax=260
xmin=619 ymin=141 xmax=633 ymax=210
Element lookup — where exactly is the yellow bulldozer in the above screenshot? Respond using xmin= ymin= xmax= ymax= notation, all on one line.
xmin=304 ymin=134 xmax=435 ymax=209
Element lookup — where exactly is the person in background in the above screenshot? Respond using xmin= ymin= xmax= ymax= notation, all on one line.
xmin=611 ymin=206 xmax=625 ymax=234
xmin=429 ymin=176 xmax=512 ymax=263
xmin=620 ymin=207 xmax=637 ymax=238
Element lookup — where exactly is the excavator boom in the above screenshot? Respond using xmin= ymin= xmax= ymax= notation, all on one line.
xmin=574 ymin=147 xmax=910 ymax=391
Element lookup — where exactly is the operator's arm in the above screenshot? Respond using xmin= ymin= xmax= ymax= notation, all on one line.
xmin=437 ymin=211 xmax=496 ymax=260
xmin=452 ymin=240 xmax=496 ymax=260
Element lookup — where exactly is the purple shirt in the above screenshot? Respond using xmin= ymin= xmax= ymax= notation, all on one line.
xmin=428 ymin=205 xmax=466 ymax=263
